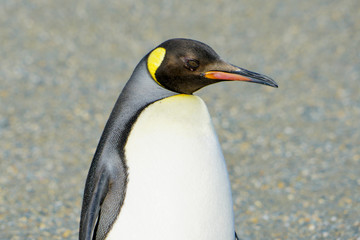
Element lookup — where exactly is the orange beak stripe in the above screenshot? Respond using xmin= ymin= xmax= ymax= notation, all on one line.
xmin=204 ymin=71 xmax=251 ymax=81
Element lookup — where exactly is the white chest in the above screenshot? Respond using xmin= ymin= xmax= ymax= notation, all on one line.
xmin=106 ymin=95 xmax=234 ymax=240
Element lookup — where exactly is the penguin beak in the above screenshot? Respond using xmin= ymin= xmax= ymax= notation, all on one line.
xmin=203 ymin=64 xmax=278 ymax=88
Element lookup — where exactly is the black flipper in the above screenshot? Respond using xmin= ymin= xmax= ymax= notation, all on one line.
xmin=79 ymin=167 xmax=109 ymax=240
xmin=79 ymin=152 xmax=127 ymax=240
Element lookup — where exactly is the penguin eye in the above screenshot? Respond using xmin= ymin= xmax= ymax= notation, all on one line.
xmin=185 ymin=59 xmax=200 ymax=71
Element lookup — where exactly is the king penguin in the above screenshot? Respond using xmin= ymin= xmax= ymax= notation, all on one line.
xmin=79 ymin=38 xmax=278 ymax=240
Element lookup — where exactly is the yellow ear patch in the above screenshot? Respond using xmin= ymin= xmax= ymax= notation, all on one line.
xmin=147 ymin=47 xmax=166 ymax=86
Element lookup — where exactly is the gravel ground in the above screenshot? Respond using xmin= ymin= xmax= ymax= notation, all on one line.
xmin=1 ymin=0 xmax=359 ymax=239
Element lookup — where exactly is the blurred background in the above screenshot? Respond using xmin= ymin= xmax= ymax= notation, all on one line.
xmin=1 ymin=0 xmax=359 ymax=239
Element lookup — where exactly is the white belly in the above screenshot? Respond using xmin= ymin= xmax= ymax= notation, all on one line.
xmin=106 ymin=94 xmax=234 ymax=240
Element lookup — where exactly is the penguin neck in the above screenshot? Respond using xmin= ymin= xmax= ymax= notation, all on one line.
xmin=94 ymin=58 xmax=178 ymax=160
xmin=121 ymin=57 xmax=178 ymax=105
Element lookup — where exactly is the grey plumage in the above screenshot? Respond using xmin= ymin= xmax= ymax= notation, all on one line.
xmin=79 ymin=58 xmax=176 ymax=240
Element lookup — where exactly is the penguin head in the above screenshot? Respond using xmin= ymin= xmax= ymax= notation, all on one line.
xmin=147 ymin=38 xmax=278 ymax=94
